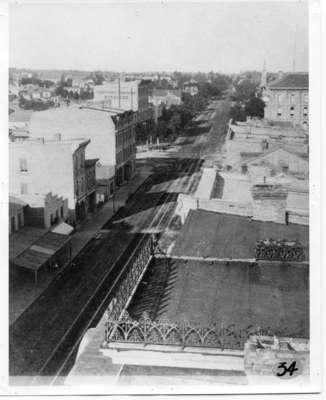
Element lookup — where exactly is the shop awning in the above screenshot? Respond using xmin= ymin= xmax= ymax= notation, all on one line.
xmin=51 ymin=222 xmax=74 ymax=235
xmin=12 ymin=232 xmax=72 ymax=284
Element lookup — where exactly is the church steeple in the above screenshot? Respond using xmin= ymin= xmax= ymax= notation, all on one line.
xmin=260 ymin=58 xmax=267 ymax=88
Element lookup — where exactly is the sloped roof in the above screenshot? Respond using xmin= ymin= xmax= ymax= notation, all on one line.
xmin=12 ymin=232 xmax=71 ymax=271
xmin=268 ymin=73 xmax=308 ymax=89
xmin=9 ymin=195 xmax=27 ymax=216
xmin=245 ymin=147 xmax=309 ymax=166
xmin=9 ymin=109 xmax=33 ymax=123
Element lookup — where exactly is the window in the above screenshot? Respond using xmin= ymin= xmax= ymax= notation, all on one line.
xmin=18 ymin=213 xmax=23 ymax=228
xmin=303 ymin=106 xmax=308 ymax=116
xmin=290 ymin=94 xmax=296 ymax=105
xmin=277 ymin=107 xmax=282 ymax=117
xmin=282 ymin=165 xmax=289 ymax=174
xmin=241 ymin=164 xmax=248 ymax=174
xmin=60 ymin=206 xmax=64 ymax=218
xmin=20 ymin=182 xmax=28 ymax=194
xmin=304 ymin=93 xmax=308 ymax=103
xmin=290 ymin=106 xmax=295 ymax=117
xmin=11 ymin=217 xmax=16 ymax=233
xmin=19 ymin=158 xmax=28 ymax=172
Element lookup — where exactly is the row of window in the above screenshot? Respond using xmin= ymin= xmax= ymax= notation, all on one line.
xmin=18 ymin=153 xmax=85 ymax=175
xmin=277 ymin=93 xmax=308 ymax=104
xmin=76 ymin=176 xmax=86 ymax=197
xmin=116 ymin=147 xmax=134 ymax=165
xmin=104 ymin=95 xmax=130 ymax=100
xmin=116 ymin=129 xmax=134 ymax=147
xmin=276 ymin=106 xmax=308 ymax=117
xmin=241 ymin=164 xmax=289 ymax=175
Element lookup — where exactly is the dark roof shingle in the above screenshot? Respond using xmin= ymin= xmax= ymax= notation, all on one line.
xmin=268 ymin=73 xmax=308 ymax=89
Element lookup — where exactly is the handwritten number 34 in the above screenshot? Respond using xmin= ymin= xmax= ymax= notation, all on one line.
xmin=276 ymin=361 xmax=299 ymax=377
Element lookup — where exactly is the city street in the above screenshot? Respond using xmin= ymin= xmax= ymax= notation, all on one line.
xmin=9 ymin=100 xmax=231 ymax=383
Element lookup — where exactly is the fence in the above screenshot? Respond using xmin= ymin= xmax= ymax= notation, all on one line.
xmin=104 ymin=311 xmax=292 ymax=351
xmin=106 ymin=235 xmax=153 ymax=321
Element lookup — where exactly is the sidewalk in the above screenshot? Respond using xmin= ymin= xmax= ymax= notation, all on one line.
xmin=9 ymin=166 xmax=152 ymax=326
xmin=70 ymin=166 xmax=152 ymax=259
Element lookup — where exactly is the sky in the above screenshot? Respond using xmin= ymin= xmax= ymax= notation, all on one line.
xmin=9 ymin=1 xmax=309 ymax=73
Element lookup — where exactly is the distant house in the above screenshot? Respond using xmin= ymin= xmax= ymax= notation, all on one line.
xmin=149 ymin=88 xmax=182 ymax=108
xmin=243 ymin=148 xmax=309 ymax=179
xmin=264 ymin=73 xmax=309 ymax=128
xmin=183 ymin=80 xmax=199 ymax=96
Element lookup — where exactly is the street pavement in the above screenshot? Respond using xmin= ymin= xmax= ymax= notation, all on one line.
xmin=9 ymin=166 xmax=152 ymax=326
xmin=9 ymin=100 xmax=231 ymax=382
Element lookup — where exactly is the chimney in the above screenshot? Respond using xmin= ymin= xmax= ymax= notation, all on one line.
xmin=54 ymin=133 xmax=61 ymax=141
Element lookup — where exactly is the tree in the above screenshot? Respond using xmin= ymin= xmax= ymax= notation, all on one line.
xmin=245 ymin=97 xmax=265 ymax=118
xmin=229 ymin=103 xmax=246 ymax=122
xmin=232 ymin=78 xmax=258 ymax=102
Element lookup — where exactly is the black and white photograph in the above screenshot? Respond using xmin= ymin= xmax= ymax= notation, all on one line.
xmin=0 ymin=0 xmax=324 ymax=396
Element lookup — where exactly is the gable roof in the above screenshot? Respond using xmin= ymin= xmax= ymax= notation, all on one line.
xmin=244 ymin=147 xmax=308 ymax=167
xmin=268 ymin=73 xmax=308 ymax=89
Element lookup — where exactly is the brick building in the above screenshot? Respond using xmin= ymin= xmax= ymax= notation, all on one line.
xmin=263 ymin=73 xmax=309 ymax=129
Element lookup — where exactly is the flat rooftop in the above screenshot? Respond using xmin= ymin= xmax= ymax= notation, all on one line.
xmin=171 ymin=209 xmax=309 ymax=260
xmin=127 ymin=258 xmax=309 ymax=338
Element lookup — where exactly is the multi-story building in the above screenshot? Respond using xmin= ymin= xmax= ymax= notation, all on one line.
xmin=263 ymin=72 xmax=309 ymax=129
xmin=93 ymin=79 xmax=153 ymax=123
xmin=9 ymin=137 xmax=97 ymax=223
xmin=29 ymin=105 xmax=137 ymax=200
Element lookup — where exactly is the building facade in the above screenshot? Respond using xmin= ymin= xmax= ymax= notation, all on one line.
xmin=149 ymin=88 xmax=182 ymax=108
xmin=9 ymin=196 xmax=26 ymax=234
xmin=183 ymin=80 xmax=199 ymax=96
xmin=263 ymin=73 xmax=309 ymax=128
xmin=9 ymin=137 xmax=96 ymax=223
xmin=29 ymin=105 xmax=137 ymax=201
xmin=93 ymin=79 xmax=152 ymax=121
